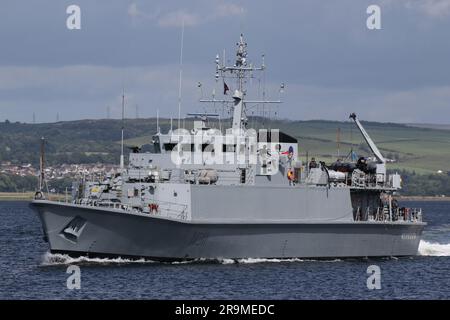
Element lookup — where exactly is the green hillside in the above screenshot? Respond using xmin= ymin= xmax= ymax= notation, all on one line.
xmin=1 ymin=117 xmax=450 ymax=195
xmin=124 ymin=118 xmax=450 ymax=174
xmin=1 ymin=117 xmax=450 ymax=174
xmin=267 ymin=119 xmax=450 ymax=174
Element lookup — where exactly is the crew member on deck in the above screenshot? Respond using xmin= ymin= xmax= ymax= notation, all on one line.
xmin=309 ymin=157 xmax=318 ymax=169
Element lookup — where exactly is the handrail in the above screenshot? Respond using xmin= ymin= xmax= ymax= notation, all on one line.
xmin=72 ymin=198 xmax=189 ymax=220
xmin=357 ymin=205 xmax=422 ymax=223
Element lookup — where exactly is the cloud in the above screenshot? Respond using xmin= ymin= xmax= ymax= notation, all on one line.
xmin=385 ymin=0 xmax=450 ymax=17
xmin=2 ymin=64 xmax=450 ymax=124
xmin=215 ymin=3 xmax=246 ymax=17
xmin=0 ymin=64 xmax=211 ymax=122
xmin=156 ymin=2 xmax=245 ymax=28
xmin=128 ymin=3 xmax=139 ymax=17
xmin=417 ymin=0 xmax=450 ymax=17
xmin=126 ymin=1 xmax=246 ymax=28
xmin=277 ymin=83 xmax=450 ymax=124
xmin=127 ymin=2 xmax=161 ymax=22
xmin=1 ymin=0 xmax=450 ymax=124
xmin=158 ymin=10 xmax=201 ymax=28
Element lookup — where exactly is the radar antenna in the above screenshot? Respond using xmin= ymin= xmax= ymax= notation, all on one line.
xmin=200 ymin=34 xmax=282 ymax=131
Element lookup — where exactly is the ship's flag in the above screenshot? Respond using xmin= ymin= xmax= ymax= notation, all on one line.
xmin=281 ymin=146 xmax=294 ymax=155
xmin=224 ymin=82 xmax=230 ymax=95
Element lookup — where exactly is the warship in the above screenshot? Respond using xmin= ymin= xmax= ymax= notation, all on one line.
xmin=30 ymin=35 xmax=425 ymax=261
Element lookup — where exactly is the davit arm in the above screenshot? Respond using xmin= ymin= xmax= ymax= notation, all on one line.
xmin=349 ymin=113 xmax=385 ymax=164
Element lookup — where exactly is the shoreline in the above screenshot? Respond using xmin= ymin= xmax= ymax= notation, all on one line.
xmin=397 ymin=196 xmax=450 ymax=201
xmin=0 ymin=192 xmax=66 ymax=201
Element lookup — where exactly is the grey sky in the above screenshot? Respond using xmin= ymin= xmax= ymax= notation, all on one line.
xmin=0 ymin=0 xmax=449 ymax=123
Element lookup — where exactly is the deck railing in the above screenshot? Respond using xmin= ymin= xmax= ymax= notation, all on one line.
xmin=70 ymin=198 xmax=188 ymax=220
xmin=354 ymin=206 xmax=422 ymax=223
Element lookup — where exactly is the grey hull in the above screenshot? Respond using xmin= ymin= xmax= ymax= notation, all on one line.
xmin=31 ymin=201 xmax=425 ymax=260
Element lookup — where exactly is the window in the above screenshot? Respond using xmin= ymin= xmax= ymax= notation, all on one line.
xmin=163 ymin=143 xmax=177 ymax=151
xmin=223 ymin=144 xmax=236 ymax=152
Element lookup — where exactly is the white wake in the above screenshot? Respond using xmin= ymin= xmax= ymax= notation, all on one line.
xmin=172 ymin=257 xmax=340 ymax=264
xmin=233 ymin=258 xmax=340 ymax=264
xmin=41 ymin=252 xmax=156 ymax=266
xmin=418 ymin=240 xmax=450 ymax=256
xmin=41 ymin=241 xmax=448 ymax=266
xmin=219 ymin=258 xmax=306 ymax=264
xmin=41 ymin=253 xmax=321 ymax=266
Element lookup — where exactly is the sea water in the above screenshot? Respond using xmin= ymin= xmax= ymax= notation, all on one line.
xmin=0 ymin=200 xmax=448 ymax=299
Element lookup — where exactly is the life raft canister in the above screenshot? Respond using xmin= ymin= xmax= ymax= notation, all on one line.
xmin=34 ymin=191 xmax=44 ymax=200
xmin=287 ymin=169 xmax=295 ymax=181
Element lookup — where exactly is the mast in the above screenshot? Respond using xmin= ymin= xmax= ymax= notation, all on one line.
xmin=200 ymin=34 xmax=281 ymax=132
xmin=231 ymin=90 xmax=244 ymax=130
xmin=120 ymin=89 xmax=125 ymax=169
xmin=156 ymin=108 xmax=160 ymax=134
xmin=337 ymin=127 xmax=341 ymax=158
xmin=39 ymin=137 xmax=45 ymax=192
xmin=177 ymin=20 xmax=185 ymax=130
xmin=35 ymin=136 xmax=47 ymax=200
xmin=232 ymin=34 xmax=249 ymax=130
